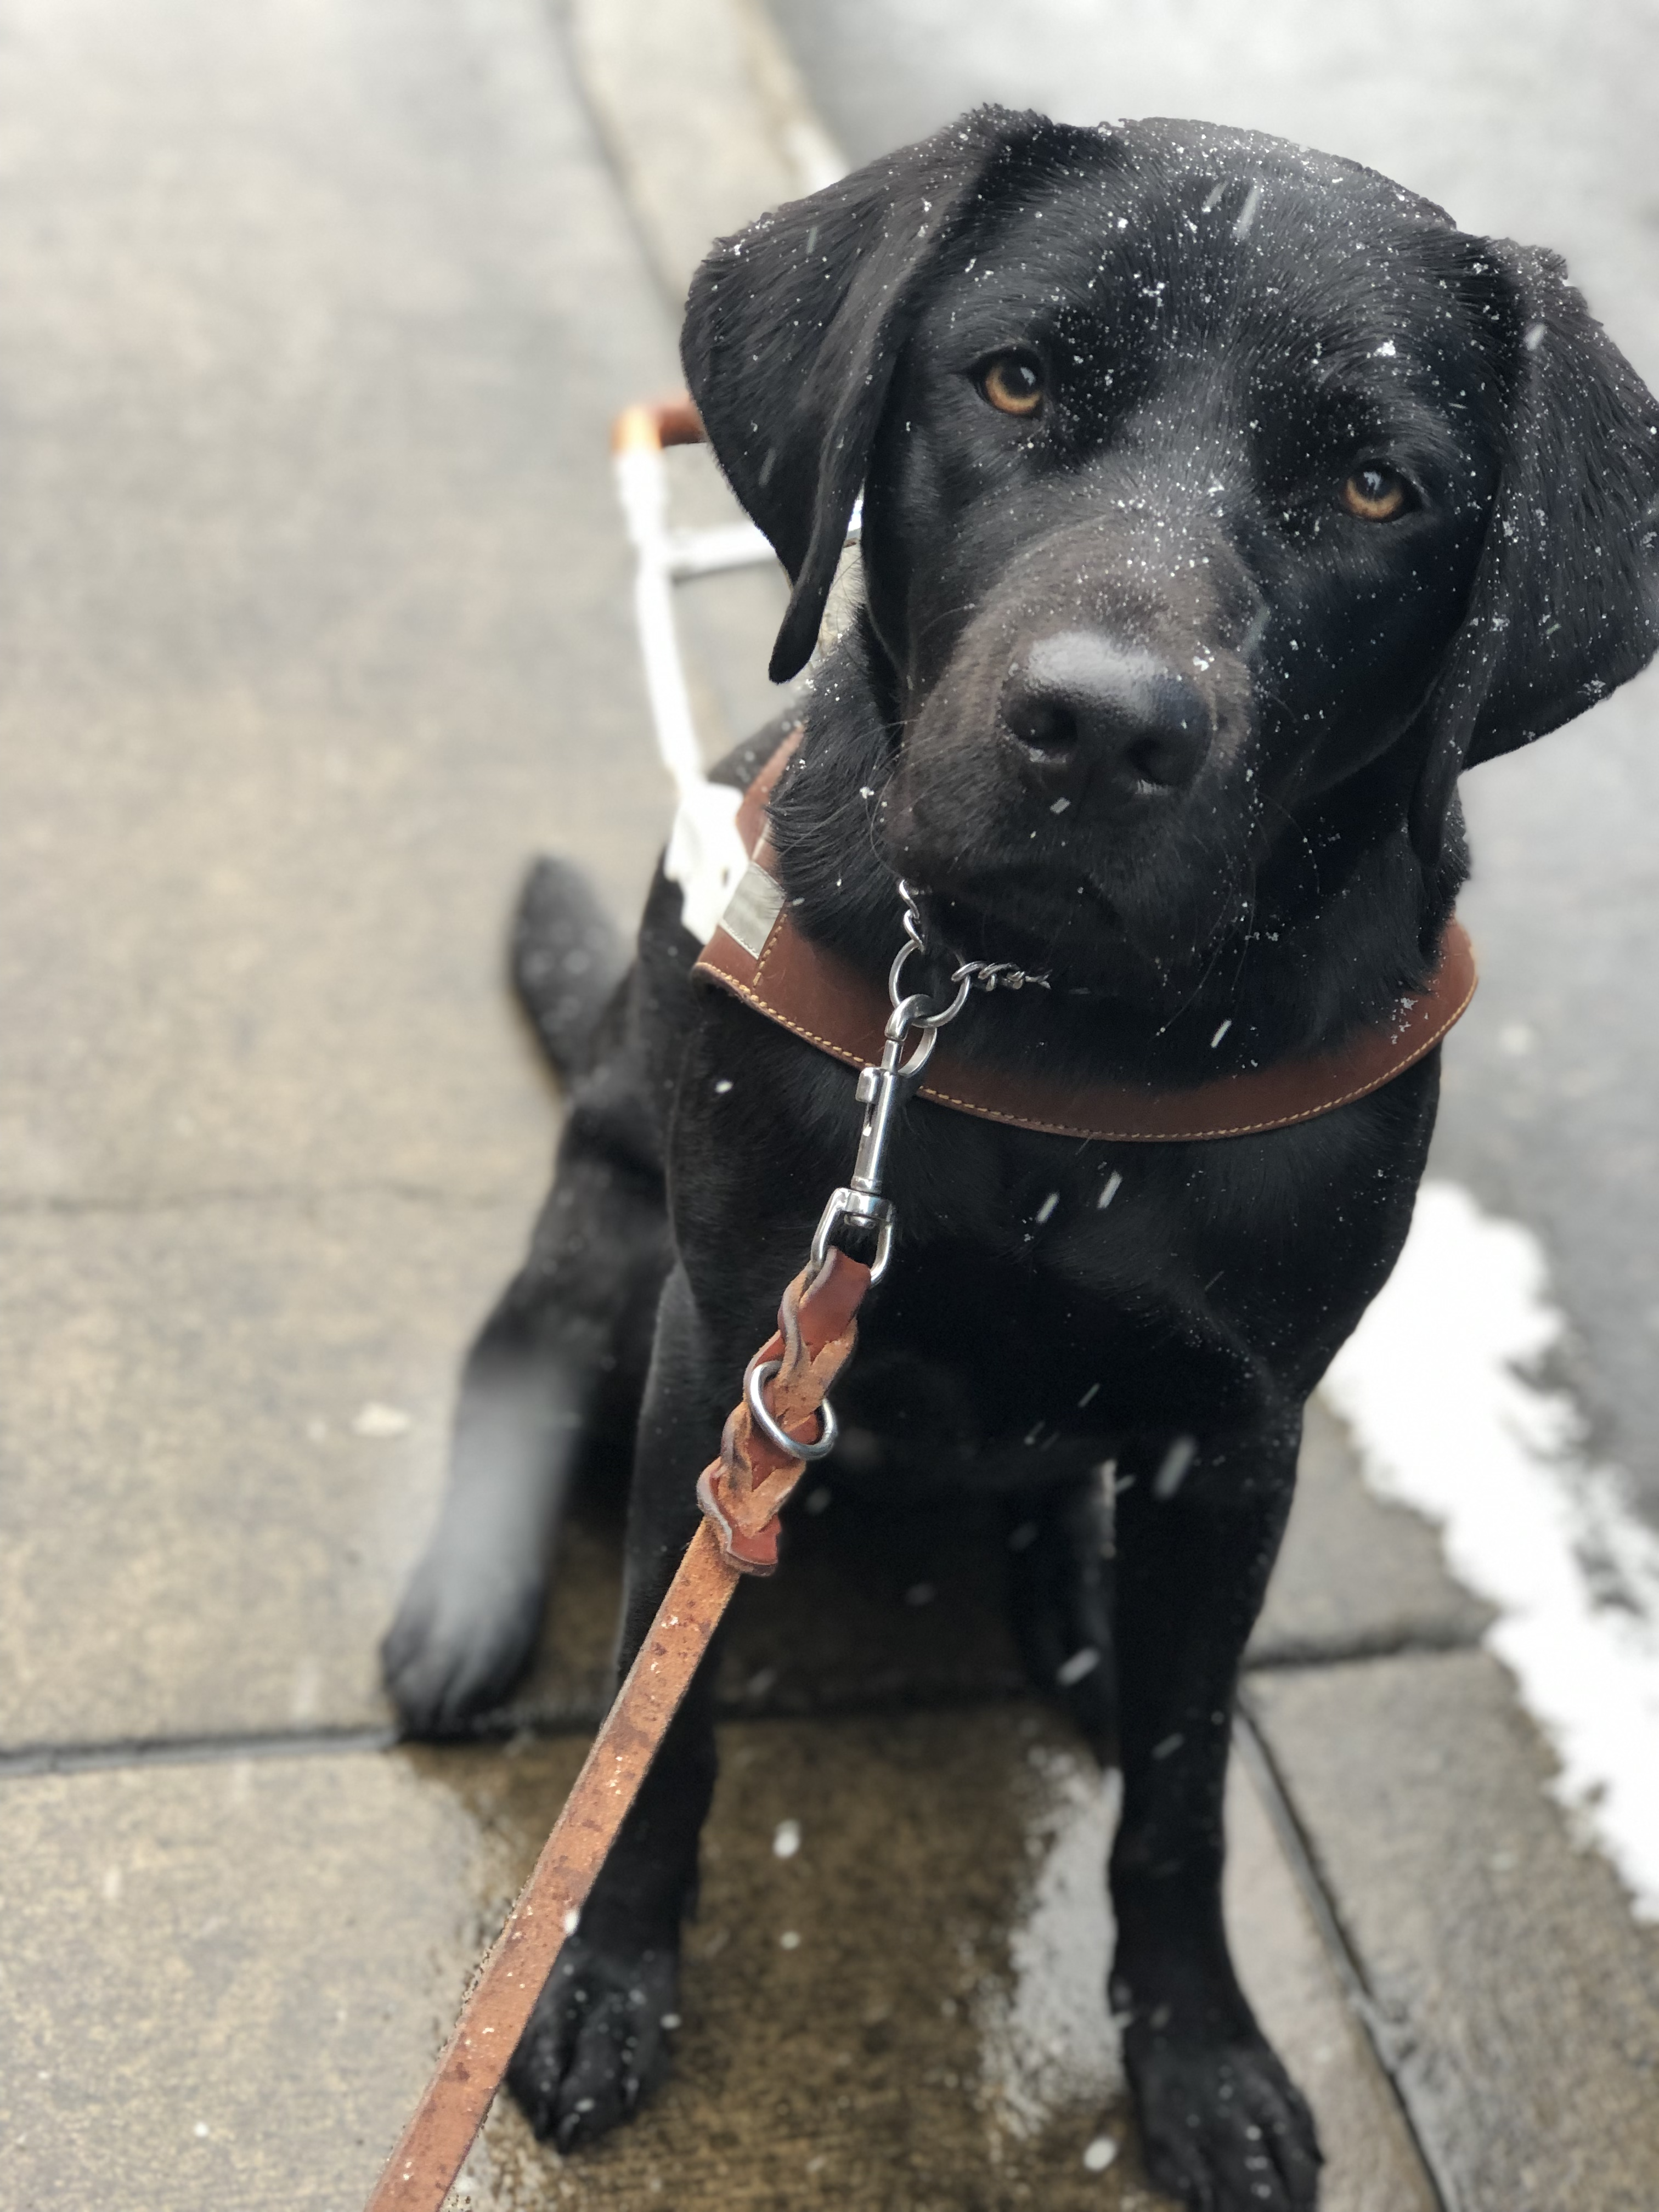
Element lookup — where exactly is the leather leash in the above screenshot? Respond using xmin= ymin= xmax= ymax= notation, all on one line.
xmin=363 ymin=890 xmax=980 ymax=2212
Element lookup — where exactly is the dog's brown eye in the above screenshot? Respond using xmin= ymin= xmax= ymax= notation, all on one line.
xmin=980 ymin=354 xmax=1044 ymax=416
xmin=1341 ymin=465 xmax=1409 ymax=521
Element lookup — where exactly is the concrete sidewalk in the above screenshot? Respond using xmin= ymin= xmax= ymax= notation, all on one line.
xmin=2 ymin=4 xmax=1656 ymax=2209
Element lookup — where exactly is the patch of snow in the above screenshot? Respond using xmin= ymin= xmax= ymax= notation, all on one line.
xmin=351 ymin=1402 xmax=410 ymax=1438
xmin=1153 ymin=1434 xmax=1197 ymax=1499
xmin=1323 ymin=1180 xmax=1659 ymax=1921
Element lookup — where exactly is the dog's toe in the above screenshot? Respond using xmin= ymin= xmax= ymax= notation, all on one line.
xmin=380 ymin=1551 xmax=546 ymax=1734
xmin=1128 ymin=2028 xmax=1322 ymax=2211
xmin=507 ymin=1937 xmax=678 ymax=2150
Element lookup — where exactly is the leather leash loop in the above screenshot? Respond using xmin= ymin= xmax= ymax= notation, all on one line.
xmin=696 ymin=1248 xmax=869 ymax=1573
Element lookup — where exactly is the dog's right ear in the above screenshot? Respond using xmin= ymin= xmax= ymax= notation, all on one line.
xmin=682 ymin=107 xmax=1062 ymax=682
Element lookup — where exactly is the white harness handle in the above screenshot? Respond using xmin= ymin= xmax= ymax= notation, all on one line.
xmin=611 ymin=398 xmax=859 ymax=941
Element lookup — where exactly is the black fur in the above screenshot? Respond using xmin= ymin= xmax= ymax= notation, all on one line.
xmin=510 ymin=855 xmax=628 ymax=1076
xmin=383 ymin=110 xmax=1659 ymax=2210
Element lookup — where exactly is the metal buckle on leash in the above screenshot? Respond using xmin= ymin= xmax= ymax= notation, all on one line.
xmin=811 ymin=880 xmax=1049 ymax=1285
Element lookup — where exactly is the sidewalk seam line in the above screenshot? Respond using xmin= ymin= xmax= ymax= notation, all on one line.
xmin=1235 ymin=1703 xmax=1463 ymax=2212
xmin=0 ymin=1182 xmax=529 ymax=1217
xmin=0 ymin=1635 xmax=1491 ymax=1782
xmin=0 ymin=1725 xmax=402 ymax=1779
xmin=1243 ymin=1620 xmax=1487 ymax=1672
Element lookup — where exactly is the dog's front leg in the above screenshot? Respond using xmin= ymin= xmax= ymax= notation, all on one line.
xmin=382 ymin=1127 xmax=670 ymax=1734
xmin=1109 ymin=1419 xmax=1323 ymax=2212
xmin=507 ymin=1260 xmax=728 ymax=2152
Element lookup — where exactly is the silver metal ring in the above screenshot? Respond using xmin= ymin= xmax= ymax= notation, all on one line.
xmin=879 ymin=1006 xmax=940 ymax=1081
xmin=888 ymin=936 xmax=922 ymax=1007
xmin=910 ymin=969 xmax=976 ymax=1030
xmin=746 ymin=1359 xmax=839 ymax=1462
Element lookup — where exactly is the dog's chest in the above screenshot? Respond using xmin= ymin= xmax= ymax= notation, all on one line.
xmin=823 ymin=1210 xmax=1268 ymax=1492
xmin=675 ymin=960 xmax=1434 ymax=1452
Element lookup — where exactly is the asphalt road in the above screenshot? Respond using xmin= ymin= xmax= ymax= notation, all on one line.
xmin=770 ymin=0 xmax=1659 ymax=1526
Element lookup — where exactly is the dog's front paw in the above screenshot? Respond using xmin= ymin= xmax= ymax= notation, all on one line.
xmin=380 ymin=1545 xmax=546 ymax=1734
xmin=1125 ymin=2019 xmax=1322 ymax=2210
xmin=507 ymin=1933 xmax=679 ymax=2150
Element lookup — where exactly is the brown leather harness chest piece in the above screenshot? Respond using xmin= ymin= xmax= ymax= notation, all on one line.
xmin=694 ymin=732 xmax=1477 ymax=1142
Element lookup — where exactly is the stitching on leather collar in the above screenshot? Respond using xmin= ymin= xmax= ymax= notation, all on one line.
xmin=705 ymin=963 xmax=1470 ymax=1141
xmin=699 ymin=731 xmax=1476 ymax=1143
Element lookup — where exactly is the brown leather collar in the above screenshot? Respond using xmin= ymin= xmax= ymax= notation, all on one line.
xmin=692 ymin=737 xmax=1476 ymax=1143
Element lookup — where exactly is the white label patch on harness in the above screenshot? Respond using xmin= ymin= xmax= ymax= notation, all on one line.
xmin=666 ymin=780 xmax=747 ymax=944
xmin=719 ymin=860 xmax=785 ymax=958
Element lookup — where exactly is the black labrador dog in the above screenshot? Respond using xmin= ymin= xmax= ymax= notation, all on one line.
xmin=384 ymin=110 xmax=1659 ymax=2210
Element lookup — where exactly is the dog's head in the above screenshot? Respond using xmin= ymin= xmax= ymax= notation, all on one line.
xmin=684 ymin=110 xmax=1659 ymax=997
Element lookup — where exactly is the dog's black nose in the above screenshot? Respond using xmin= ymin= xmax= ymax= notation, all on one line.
xmin=1001 ymin=634 xmax=1211 ymax=804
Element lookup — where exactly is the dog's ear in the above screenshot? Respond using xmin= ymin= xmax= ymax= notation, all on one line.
xmin=1413 ymin=240 xmax=1659 ymax=855
xmin=682 ymin=107 xmax=1064 ymax=682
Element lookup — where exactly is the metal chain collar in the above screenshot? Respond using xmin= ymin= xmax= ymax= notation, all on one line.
xmin=804 ymin=879 xmax=1049 ymax=1293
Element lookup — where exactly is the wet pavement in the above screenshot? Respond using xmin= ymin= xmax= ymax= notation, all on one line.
xmin=1251 ymin=1654 xmax=1659 ymax=2212
xmin=1 ymin=1705 xmax=1431 ymax=2212
xmin=4 ymin=3 xmax=1657 ymax=2209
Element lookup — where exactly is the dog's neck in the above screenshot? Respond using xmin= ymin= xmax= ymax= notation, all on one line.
xmin=766 ymin=631 xmax=1468 ymax=1088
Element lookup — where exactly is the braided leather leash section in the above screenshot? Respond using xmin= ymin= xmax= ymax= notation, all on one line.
xmin=363 ymin=1245 xmax=872 ymax=2212
xmin=697 ymin=1247 xmax=870 ymax=1573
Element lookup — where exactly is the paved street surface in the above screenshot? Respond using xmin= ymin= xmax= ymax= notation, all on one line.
xmin=772 ymin=0 xmax=1659 ymax=1531
xmin=2 ymin=3 xmax=1657 ymax=2209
